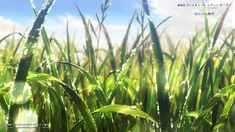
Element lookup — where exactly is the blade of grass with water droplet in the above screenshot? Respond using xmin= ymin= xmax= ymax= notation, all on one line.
xmin=8 ymin=0 xmax=56 ymax=129
xmin=93 ymin=104 xmax=157 ymax=123
xmin=120 ymin=12 xmax=136 ymax=66
xmin=142 ymin=0 xmax=171 ymax=130
xmin=107 ymin=38 xmax=144 ymax=104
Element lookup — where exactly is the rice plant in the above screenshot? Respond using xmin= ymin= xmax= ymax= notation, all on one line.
xmin=0 ymin=0 xmax=234 ymax=131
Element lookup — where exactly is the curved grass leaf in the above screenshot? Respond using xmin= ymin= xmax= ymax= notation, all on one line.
xmin=218 ymin=91 xmax=235 ymax=123
xmin=0 ymin=32 xmax=22 ymax=44
xmin=93 ymin=104 xmax=157 ymax=123
xmin=192 ymin=84 xmax=235 ymax=129
xmin=27 ymin=72 xmax=97 ymax=132
xmin=54 ymin=61 xmax=107 ymax=105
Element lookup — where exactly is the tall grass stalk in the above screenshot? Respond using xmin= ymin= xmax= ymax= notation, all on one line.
xmin=8 ymin=0 xmax=56 ymax=130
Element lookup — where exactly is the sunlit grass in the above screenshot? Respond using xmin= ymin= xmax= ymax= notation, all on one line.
xmin=15 ymin=109 xmax=37 ymax=132
xmin=0 ymin=0 xmax=234 ymax=131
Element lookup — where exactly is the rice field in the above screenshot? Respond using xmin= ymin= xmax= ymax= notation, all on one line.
xmin=0 ymin=0 xmax=235 ymax=131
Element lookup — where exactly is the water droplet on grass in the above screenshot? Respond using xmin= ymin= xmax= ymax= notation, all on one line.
xmin=130 ymin=105 xmax=137 ymax=110
xmin=23 ymin=49 xmax=28 ymax=56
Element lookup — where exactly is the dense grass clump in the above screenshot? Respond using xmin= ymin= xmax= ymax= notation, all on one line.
xmin=0 ymin=0 xmax=235 ymax=131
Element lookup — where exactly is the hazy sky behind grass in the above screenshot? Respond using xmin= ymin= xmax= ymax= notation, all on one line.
xmin=0 ymin=0 xmax=146 ymax=43
xmin=0 ymin=0 xmax=138 ymax=26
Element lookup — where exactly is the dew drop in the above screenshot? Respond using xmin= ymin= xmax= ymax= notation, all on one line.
xmin=23 ymin=49 xmax=29 ymax=56
xmin=130 ymin=105 xmax=137 ymax=110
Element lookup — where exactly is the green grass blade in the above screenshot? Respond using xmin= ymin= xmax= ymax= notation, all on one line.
xmin=51 ymin=37 xmax=68 ymax=61
xmin=0 ymin=32 xmax=22 ymax=44
xmin=8 ymin=0 xmax=56 ymax=128
xmin=120 ymin=12 xmax=136 ymax=66
xmin=27 ymin=72 xmax=98 ymax=132
xmin=142 ymin=0 xmax=171 ymax=130
xmin=75 ymin=4 xmax=97 ymax=75
xmin=93 ymin=104 xmax=157 ymax=123
xmin=48 ymin=88 xmax=68 ymax=131
xmin=107 ymin=38 xmax=144 ymax=104
xmin=192 ymin=84 xmax=235 ymax=129
xmin=218 ymin=91 xmax=235 ymax=123
xmin=211 ymin=3 xmax=231 ymax=47
xmin=66 ymin=21 xmax=72 ymax=65
xmin=55 ymin=61 xmax=108 ymax=105
xmin=102 ymin=24 xmax=117 ymax=79
xmin=0 ymin=96 xmax=8 ymax=114
xmin=203 ymin=2 xmax=211 ymax=47
xmin=97 ymin=53 xmax=109 ymax=75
